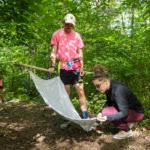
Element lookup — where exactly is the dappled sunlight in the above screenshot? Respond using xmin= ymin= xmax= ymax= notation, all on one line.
xmin=0 ymin=0 xmax=149 ymax=149
xmin=0 ymin=102 xmax=149 ymax=150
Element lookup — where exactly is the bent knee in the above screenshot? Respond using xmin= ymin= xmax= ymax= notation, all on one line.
xmin=102 ymin=106 xmax=118 ymax=116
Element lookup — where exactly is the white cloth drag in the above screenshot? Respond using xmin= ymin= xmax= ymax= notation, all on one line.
xmin=29 ymin=71 xmax=96 ymax=131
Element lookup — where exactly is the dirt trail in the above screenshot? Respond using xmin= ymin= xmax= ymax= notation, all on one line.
xmin=0 ymin=102 xmax=149 ymax=150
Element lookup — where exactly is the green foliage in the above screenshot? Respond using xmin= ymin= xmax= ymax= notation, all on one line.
xmin=88 ymin=93 xmax=106 ymax=114
xmin=0 ymin=0 xmax=149 ymax=126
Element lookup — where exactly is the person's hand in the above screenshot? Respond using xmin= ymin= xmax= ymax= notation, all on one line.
xmin=96 ymin=113 xmax=107 ymax=122
xmin=48 ymin=67 xmax=55 ymax=73
xmin=97 ymin=113 xmax=102 ymax=118
xmin=80 ymin=68 xmax=85 ymax=77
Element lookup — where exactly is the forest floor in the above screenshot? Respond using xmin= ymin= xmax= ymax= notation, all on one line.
xmin=0 ymin=101 xmax=150 ymax=150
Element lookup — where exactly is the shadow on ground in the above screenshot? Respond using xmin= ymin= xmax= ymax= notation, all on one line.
xmin=0 ymin=102 xmax=149 ymax=150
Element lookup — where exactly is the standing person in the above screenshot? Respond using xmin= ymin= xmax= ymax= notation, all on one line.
xmin=49 ymin=13 xmax=88 ymax=119
xmin=92 ymin=64 xmax=144 ymax=139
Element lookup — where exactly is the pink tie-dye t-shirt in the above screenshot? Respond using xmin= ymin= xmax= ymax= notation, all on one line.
xmin=51 ymin=28 xmax=84 ymax=70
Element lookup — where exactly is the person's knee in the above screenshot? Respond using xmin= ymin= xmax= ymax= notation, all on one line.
xmin=76 ymin=84 xmax=85 ymax=97
xmin=102 ymin=106 xmax=118 ymax=116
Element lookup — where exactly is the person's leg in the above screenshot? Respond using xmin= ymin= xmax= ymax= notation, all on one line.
xmin=75 ymin=82 xmax=88 ymax=119
xmin=125 ymin=109 xmax=144 ymax=130
xmin=113 ymin=110 xmax=144 ymax=131
xmin=102 ymin=106 xmax=118 ymax=116
xmin=59 ymin=70 xmax=72 ymax=128
xmin=125 ymin=109 xmax=144 ymax=122
xmin=64 ymin=85 xmax=71 ymax=96
xmin=102 ymin=106 xmax=144 ymax=124
xmin=102 ymin=106 xmax=131 ymax=131
xmin=101 ymin=106 xmax=144 ymax=139
xmin=60 ymin=69 xmax=72 ymax=95
xmin=101 ymin=107 xmax=132 ymax=139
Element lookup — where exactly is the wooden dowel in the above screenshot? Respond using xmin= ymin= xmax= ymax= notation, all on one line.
xmin=15 ymin=63 xmax=93 ymax=74
xmin=16 ymin=63 xmax=50 ymax=73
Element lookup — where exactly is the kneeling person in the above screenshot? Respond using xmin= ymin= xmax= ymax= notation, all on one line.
xmin=92 ymin=65 xmax=144 ymax=139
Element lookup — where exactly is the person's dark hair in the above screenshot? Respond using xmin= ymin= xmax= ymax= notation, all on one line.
xmin=92 ymin=64 xmax=109 ymax=80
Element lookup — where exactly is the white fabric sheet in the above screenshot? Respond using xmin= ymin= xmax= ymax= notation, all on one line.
xmin=29 ymin=71 xmax=97 ymax=131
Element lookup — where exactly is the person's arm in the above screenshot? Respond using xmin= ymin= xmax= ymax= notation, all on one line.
xmin=50 ymin=45 xmax=57 ymax=67
xmin=50 ymin=31 xmax=58 ymax=68
xmin=106 ymin=87 xmax=129 ymax=122
xmin=48 ymin=45 xmax=57 ymax=73
xmin=78 ymin=49 xmax=84 ymax=76
xmin=73 ymin=32 xmax=84 ymax=77
xmin=76 ymin=32 xmax=84 ymax=76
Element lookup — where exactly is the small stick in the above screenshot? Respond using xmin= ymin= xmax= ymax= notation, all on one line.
xmin=15 ymin=63 xmax=50 ymax=73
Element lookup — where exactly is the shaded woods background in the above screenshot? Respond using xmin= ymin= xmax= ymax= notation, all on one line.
xmin=0 ymin=0 xmax=150 ymax=125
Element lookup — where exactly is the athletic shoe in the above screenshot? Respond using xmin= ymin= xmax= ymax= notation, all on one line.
xmin=113 ymin=130 xmax=133 ymax=140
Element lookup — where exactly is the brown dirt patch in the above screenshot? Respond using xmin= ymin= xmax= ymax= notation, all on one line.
xmin=0 ymin=102 xmax=149 ymax=150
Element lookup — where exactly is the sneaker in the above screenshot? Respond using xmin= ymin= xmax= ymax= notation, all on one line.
xmin=113 ymin=130 xmax=133 ymax=140
xmin=60 ymin=121 xmax=71 ymax=129
xmin=81 ymin=111 xmax=89 ymax=119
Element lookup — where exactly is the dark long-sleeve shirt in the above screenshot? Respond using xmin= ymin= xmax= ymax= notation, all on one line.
xmin=105 ymin=80 xmax=144 ymax=122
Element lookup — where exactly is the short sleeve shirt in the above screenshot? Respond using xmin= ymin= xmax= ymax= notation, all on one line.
xmin=51 ymin=28 xmax=84 ymax=70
